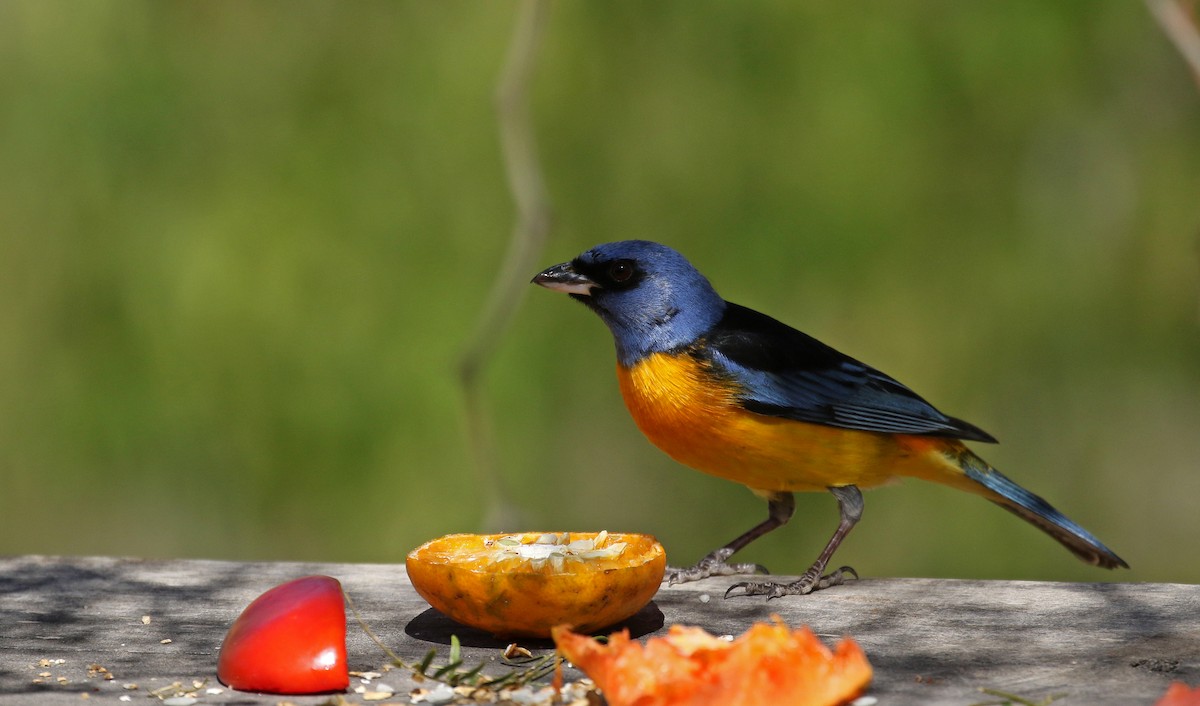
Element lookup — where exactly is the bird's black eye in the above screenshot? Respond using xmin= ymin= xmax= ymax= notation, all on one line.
xmin=608 ymin=260 xmax=635 ymax=283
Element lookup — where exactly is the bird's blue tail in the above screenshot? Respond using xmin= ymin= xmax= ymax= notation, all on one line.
xmin=957 ymin=450 xmax=1128 ymax=569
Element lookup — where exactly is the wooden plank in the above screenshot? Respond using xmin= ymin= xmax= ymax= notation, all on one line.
xmin=1 ymin=555 xmax=1196 ymax=705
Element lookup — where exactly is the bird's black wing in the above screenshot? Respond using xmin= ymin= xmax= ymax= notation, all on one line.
xmin=700 ymin=302 xmax=997 ymax=442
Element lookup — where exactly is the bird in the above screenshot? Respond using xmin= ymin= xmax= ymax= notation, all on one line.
xmin=531 ymin=240 xmax=1128 ymax=598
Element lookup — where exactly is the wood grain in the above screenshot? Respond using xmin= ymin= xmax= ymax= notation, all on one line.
xmin=1 ymin=555 xmax=1196 ymax=705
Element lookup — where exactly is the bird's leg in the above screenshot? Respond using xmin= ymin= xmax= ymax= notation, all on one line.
xmin=725 ymin=485 xmax=863 ymax=599
xmin=667 ymin=492 xmax=794 ymax=585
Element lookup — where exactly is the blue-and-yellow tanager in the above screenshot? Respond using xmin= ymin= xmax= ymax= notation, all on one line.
xmin=532 ymin=240 xmax=1127 ymax=598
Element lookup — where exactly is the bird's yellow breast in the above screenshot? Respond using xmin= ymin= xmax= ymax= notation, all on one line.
xmin=616 ymin=352 xmax=947 ymax=492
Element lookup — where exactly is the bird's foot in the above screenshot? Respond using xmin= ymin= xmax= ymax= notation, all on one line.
xmin=724 ymin=565 xmax=857 ymax=599
xmin=666 ymin=548 xmax=768 ymax=585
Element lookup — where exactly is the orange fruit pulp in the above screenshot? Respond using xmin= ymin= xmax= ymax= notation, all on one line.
xmin=406 ymin=531 xmax=666 ymax=638
xmin=553 ymin=617 xmax=873 ymax=706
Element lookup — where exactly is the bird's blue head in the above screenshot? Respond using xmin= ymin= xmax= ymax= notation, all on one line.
xmin=532 ymin=240 xmax=727 ymax=366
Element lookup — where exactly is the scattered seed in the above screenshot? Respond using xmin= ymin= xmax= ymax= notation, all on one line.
xmin=423 ymin=683 xmax=456 ymax=704
xmin=503 ymin=643 xmax=533 ymax=660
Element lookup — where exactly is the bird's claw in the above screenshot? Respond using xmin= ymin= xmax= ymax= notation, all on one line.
xmin=724 ymin=565 xmax=858 ymax=599
xmin=666 ymin=548 xmax=769 ymax=585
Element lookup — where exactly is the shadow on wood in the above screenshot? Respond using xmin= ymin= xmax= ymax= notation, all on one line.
xmin=403 ymin=600 xmax=666 ymax=649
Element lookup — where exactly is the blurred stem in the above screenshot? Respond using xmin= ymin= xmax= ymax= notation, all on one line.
xmin=458 ymin=0 xmax=552 ymax=531
xmin=1145 ymin=0 xmax=1200 ymax=88
xmin=1144 ymin=0 xmax=1200 ymax=326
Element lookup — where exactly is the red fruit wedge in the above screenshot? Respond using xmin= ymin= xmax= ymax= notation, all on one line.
xmin=217 ymin=575 xmax=349 ymax=694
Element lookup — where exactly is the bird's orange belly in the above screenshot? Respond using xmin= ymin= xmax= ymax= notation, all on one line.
xmin=617 ymin=353 xmax=932 ymax=493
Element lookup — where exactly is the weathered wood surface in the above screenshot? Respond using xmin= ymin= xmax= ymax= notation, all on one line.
xmin=1 ymin=555 xmax=1197 ymax=705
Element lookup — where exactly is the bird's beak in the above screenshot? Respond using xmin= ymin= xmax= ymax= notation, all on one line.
xmin=531 ymin=261 xmax=597 ymax=296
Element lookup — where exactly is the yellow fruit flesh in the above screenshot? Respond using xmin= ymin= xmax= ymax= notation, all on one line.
xmin=406 ymin=532 xmax=666 ymax=638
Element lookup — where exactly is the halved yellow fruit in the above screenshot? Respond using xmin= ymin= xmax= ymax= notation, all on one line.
xmin=406 ymin=531 xmax=666 ymax=638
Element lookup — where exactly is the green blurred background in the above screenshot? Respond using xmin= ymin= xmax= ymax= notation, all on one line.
xmin=1 ymin=2 xmax=1197 ymax=585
